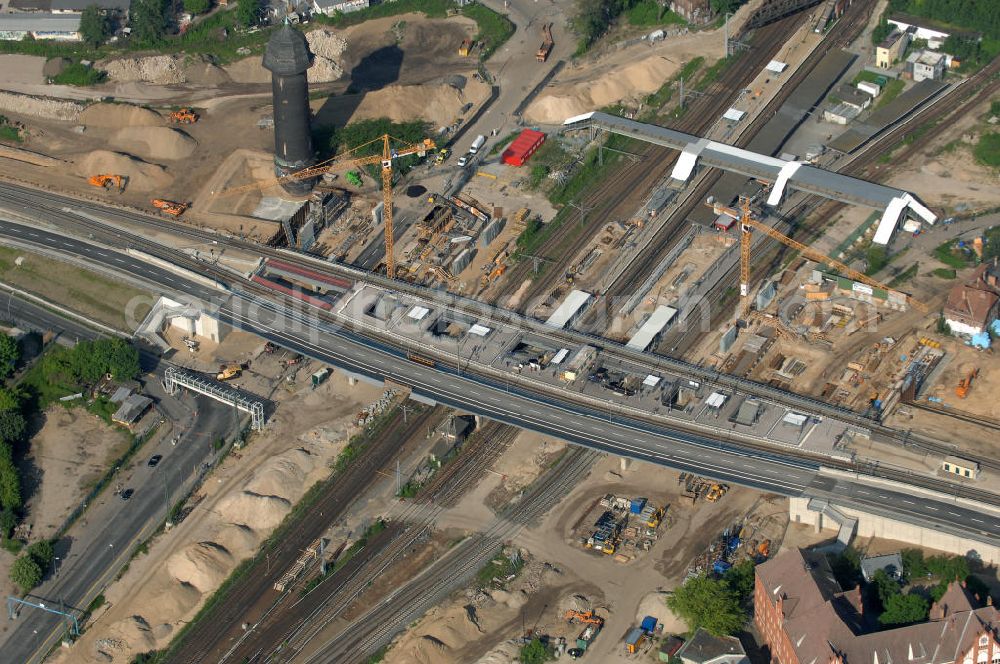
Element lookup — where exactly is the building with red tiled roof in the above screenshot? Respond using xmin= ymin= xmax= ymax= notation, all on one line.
xmin=943 ymin=259 xmax=1000 ymax=336
xmin=755 ymin=548 xmax=1000 ymax=664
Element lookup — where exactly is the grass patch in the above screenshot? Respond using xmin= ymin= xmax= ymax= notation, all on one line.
xmin=52 ymin=62 xmax=106 ymax=86
xmin=626 ymin=0 xmax=686 ymax=27
xmin=462 ymin=2 xmax=516 ymax=60
xmin=932 ymin=267 xmax=957 ymax=279
xmin=973 ymin=132 xmax=1000 ymax=168
xmin=0 ymin=116 xmax=22 ymax=143
xmin=875 ymin=78 xmax=905 ymax=109
xmin=475 ymin=550 xmax=523 ymax=588
xmin=853 ymin=70 xmax=886 ymax=85
xmin=642 ymin=57 xmax=703 ymax=115
xmin=934 ymin=241 xmax=974 ymax=269
xmin=694 ymin=56 xmax=733 ymax=92
xmin=0 ymin=245 xmax=151 ymax=330
xmin=85 ymin=395 xmax=118 ymax=425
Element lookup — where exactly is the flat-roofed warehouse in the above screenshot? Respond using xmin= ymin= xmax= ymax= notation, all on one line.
xmin=0 ymin=13 xmax=80 ymax=40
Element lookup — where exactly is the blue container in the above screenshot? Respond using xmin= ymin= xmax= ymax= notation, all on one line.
xmin=727 ymin=537 xmax=740 ymax=552
xmin=713 ymin=560 xmax=732 ymax=575
xmin=630 ymin=498 xmax=647 ymax=514
xmin=640 ymin=616 xmax=657 ymax=633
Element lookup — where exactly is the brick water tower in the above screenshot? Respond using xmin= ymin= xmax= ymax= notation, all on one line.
xmin=262 ymin=22 xmax=317 ymax=196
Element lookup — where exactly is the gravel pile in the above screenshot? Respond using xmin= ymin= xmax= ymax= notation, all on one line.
xmin=0 ymin=91 xmax=83 ymax=121
xmin=102 ymin=55 xmax=186 ymax=84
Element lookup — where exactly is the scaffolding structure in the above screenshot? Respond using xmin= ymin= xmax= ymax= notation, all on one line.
xmin=163 ymin=367 xmax=266 ymax=430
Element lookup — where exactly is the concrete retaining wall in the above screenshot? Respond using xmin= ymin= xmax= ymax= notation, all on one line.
xmin=789 ymin=496 xmax=1000 ymax=564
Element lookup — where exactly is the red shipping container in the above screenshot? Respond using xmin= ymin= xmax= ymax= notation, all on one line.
xmin=501 ymin=129 xmax=546 ymax=167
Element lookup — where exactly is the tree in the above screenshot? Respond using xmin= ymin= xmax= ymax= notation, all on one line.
xmin=866 ymin=245 xmax=889 ymax=275
xmin=711 ymin=0 xmax=742 ymax=15
xmin=0 ymin=410 xmax=26 ymax=446
xmin=871 ymin=14 xmax=892 ymax=45
xmin=129 ymin=0 xmax=169 ymax=45
xmin=0 ymin=334 xmax=18 ymax=379
xmin=0 ymin=443 xmax=21 ymax=511
xmin=183 ymin=0 xmax=210 ymax=14
xmin=667 ymin=574 xmax=746 ymax=636
xmin=0 ymin=507 xmax=15 ymax=540
xmin=880 ymin=592 xmax=929 ymax=626
xmin=27 ymin=540 xmax=54 ymax=570
xmin=723 ymin=559 xmax=756 ymax=601
xmin=79 ymin=5 xmax=112 ymax=47
xmin=519 ymin=638 xmax=551 ymax=664
xmin=236 ymin=0 xmax=259 ymax=28
xmin=9 ymin=555 xmax=42 ymax=593
xmin=871 ymin=569 xmax=901 ymax=607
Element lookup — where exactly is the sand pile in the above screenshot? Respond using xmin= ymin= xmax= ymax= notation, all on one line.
xmin=75 ymin=150 xmax=173 ymax=190
xmin=102 ymin=55 xmax=185 ymax=84
xmin=386 ymin=603 xmax=484 ymax=664
xmin=313 ymin=78 xmax=489 ymax=129
xmin=166 ymin=541 xmax=235 ymax=593
xmin=0 ymin=91 xmax=83 ymax=122
xmin=182 ymin=58 xmax=230 ymax=86
xmin=223 ymin=56 xmax=272 ymax=84
xmin=216 ymin=491 xmax=291 ymax=530
xmin=80 ymin=102 xmax=162 ymax=128
xmin=105 ymin=615 xmax=156 ymax=654
xmin=245 ymin=448 xmax=316 ymax=496
xmin=110 ymin=126 xmax=197 ymax=161
xmin=525 ymin=30 xmax=724 ymax=123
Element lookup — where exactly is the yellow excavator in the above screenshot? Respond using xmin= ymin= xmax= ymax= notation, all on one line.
xmin=216 ymin=362 xmax=248 ymax=381
xmin=88 ymin=174 xmax=126 ymax=193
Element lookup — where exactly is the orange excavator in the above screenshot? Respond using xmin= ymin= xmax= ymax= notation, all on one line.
xmin=564 ymin=610 xmax=604 ymax=626
xmin=88 ymin=174 xmax=126 ymax=193
xmin=151 ymin=199 xmax=188 ymax=217
xmin=956 ymin=368 xmax=979 ymax=399
xmin=168 ymin=108 xmax=198 ymax=124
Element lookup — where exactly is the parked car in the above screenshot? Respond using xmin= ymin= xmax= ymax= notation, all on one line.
xmin=147 ymin=454 xmax=162 ymax=468
xmin=121 ymin=488 xmax=134 ymax=501
xmin=457 ymin=155 xmax=468 ymax=167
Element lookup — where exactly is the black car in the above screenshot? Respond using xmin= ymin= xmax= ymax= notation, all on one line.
xmin=121 ymin=488 xmax=134 ymax=501
xmin=147 ymin=454 xmax=163 ymax=468
xmin=567 ymin=648 xmax=584 ymax=659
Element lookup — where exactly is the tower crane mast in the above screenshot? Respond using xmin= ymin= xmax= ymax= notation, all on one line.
xmin=216 ymin=134 xmax=435 ymax=277
xmin=709 ymin=196 xmax=927 ymax=315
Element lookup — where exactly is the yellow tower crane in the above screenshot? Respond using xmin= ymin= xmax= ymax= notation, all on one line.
xmin=708 ymin=196 xmax=927 ymax=315
xmin=216 ymin=134 xmax=435 ymax=277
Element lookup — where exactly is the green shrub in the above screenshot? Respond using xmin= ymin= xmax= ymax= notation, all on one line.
xmin=627 ymin=1 xmax=686 ymax=26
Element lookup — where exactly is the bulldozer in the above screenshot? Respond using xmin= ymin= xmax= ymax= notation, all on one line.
xmin=956 ymin=368 xmax=979 ymax=399
xmin=151 ymin=199 xmax=188 ymax=217
xmin=168 ymin=108 xmax=198 ymax=124
xmin=216 ymin=362 xmax=248 ymax=381
xmin=88 ymin=174 xmax=126 ymax=193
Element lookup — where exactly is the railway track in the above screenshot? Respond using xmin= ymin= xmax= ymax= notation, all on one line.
xmin=599 ymin=0 xmax=875 ymax=309
xmin=300 ymin=447 xmax=601 ymax=664
xmin=162 ymin=405 xmax=441 ymax=664
xmin=219 ymin=421 xmax=520 ymax=663
xmin=490 ymin=12 xmax=810 ymax=309
xmin=18 ymin=190 xmax=1000 ymax=478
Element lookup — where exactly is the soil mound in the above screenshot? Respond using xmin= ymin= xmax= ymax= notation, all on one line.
xmin=105 ymin=615 xmax=156 ymax=653
xmin=110 ymin=126 xmax=197 ymax=161
xmin=215 ymin=490 xmax=291 ymax=530
xmin=223 ymin=57 xmax=271 ymax=84
xmin=244 ymin=448 xmax=316 ymax=498
xmin=75 ymin=150 xmax=173 ymax=191
xmin=80 ymin=103 xmax=162 ymax=128
xmin=307 ymin=29 xmax=348 ymax=60
xmin=166 ymin=541 xmax=234 ymax=592
xmin=102 ymin=55 xmax=185 ymax=84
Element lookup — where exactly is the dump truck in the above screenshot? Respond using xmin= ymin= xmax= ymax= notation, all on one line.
xmin=168 ymin=108 xmax=199 ymax=124
xmin=151 ymin=199 xmax=188 ymax=216
xmin=956 ymin=368 xmax=979 ymax=398
xmin=536 ymin=23 xmax=553 ymax=62
xmin=458 ymin=38 xmax=473 ymax=56
xmin=705 ymin=483 xmax=729 ymax=502
xmin=88 ymin=174 xmax=126 ymax=193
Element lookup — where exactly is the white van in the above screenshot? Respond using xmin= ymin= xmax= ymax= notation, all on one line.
xmin=469 ymin=135 xmax=486 ymax=154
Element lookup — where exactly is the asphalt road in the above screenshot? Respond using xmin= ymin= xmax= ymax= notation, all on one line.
xmin=0 ymin=289 xmax=238 ymax=664
xmin=2 ymin=220 xmax=998 ymax=556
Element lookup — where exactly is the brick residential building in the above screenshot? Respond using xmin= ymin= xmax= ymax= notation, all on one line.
xmin=943 ymin=259 xmax=1000 ymax=337
xmin=756 ymin=548 xmax=1000 ymax=664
